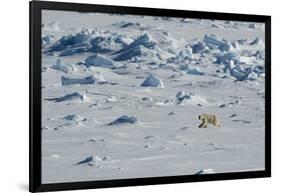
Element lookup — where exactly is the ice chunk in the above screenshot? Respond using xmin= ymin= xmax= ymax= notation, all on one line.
xmin=176 ymin=91 xmax=191 ymax=101
xmin=203 ymin=34 xmax=226 ymax=48
xmin=46 ymin=92 xmax=90 ymax=103
xmin=141 ymin=74 xmax=164 ymax=88
xmin=186 ymin=67 xmax=204 ymax=76
xmin=195 ymin=169 xmax=215 ymax=175
xmin=76 ymin=154 xmax=106 ymax=166
xmin=215 ymin=52 xmax=240 ymax=65
xmin=52 ymin=59 xmax=77 ymax=74
xmin=63 ymin=114 xmax=87 ymax=122
xmin=84 ymin=54 xmax=123 ymax=69
xmin=191 ymin=42 xmax=208 ymax=54
xmin=108 ymin=115 xmax=139 ymax=125
xmin=250 ymin=37 xmax=264 ymax=46
xmin=218 ymin=42 xmax=234 ymax=52
xmin=61 ymin=73 xmax=105 ymax=85
xmin=61 ymin=75 xmax=97 ymax=85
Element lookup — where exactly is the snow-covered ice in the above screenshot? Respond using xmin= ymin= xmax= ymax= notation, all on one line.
xmin=41 ymin=10 xmax=266 ymax=183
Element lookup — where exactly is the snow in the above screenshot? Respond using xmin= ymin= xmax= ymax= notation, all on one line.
xmin=41 ymin=10 xmax=266 ymax=183
xmin=141 ymin=74 xmax=164 ymax=88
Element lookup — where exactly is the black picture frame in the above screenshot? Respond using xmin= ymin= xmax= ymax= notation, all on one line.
xmin=29 ymin=1 xmax=271 ymax=192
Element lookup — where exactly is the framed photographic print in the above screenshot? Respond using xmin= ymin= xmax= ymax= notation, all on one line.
xmin=30 ymin=1 xmax=271 ymax=192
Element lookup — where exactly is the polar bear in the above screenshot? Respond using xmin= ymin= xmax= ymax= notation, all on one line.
xmin=198 ymin=113 xmax=221 ymax=128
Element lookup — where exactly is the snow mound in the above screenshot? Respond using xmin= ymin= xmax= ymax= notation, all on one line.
xmin=195 ymin=169 xmax=215 ymax=175
xmin=176 ymin=91 xmax=208 ymax=105
xmin=52 ymin=59 xmax=77 ymax=74
xmin=61 ymin=74 xmax=105 ymax=85
xmin=185 ymin=67 xmax=204 ymax=76
xmin=141 ymin=74 xmax=164 ymax=88
xmin=105 ymin=96 xmax=118 ymax=103
xmin=63 ymin=114 xmax=87 ymax=122
xmin=43 ymin=21 xmax=60 ymax=31
xmin=181 ymin=18 xmax=193 ymax=24
xmin=46 ymin=92 xmax=90 ymax=103
xmin=113 ymin=21 xmax=142 ymax=28
xmin=84 ymin=54 xmax=123 ymax=69
xmin=108 ymin=115 xmax=139 ymax=125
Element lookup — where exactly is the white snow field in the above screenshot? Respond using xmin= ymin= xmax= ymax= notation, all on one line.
xmin=41 ymin=10 xmax=265 ymax=183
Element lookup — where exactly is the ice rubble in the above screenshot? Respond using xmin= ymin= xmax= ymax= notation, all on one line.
xmin=222 ymin=60 xmax=263 ymax=81
xmin=61 ymin=74 xmax=105 ymax=85
xmin=52 ymin=59 xmax=77 ymax=74
xmin=46 ymin=28 xmax=132 ymax=56
xmin=108 ymin=115 xmax=139 ymax=125
xmin=84 ymin=54 xmax=123 ymax=69
xmin=141 ymin=74 xmax=164 ymax=88
xmin=167 ymin=47 xmax=193 ymax=63
xmin=113 ymin=32 xmax=178 ymax=61
xmin=46 ymin=92 xmax=90 ymax=103
xmin=48 ymin=28 xmax=91 ymax=52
